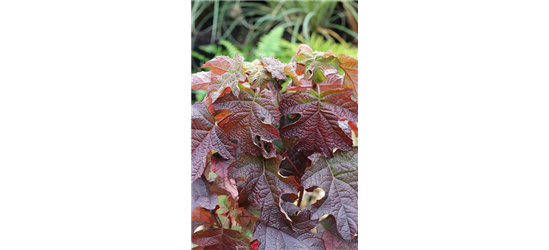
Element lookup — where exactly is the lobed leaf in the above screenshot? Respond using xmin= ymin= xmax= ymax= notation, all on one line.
xmin=191 ymin=102 xmax=236 ymax=181
xmin=192 ymin=228 xmax=250 ymax=250
xmin=243 ymin=60 xmax=271 ymax=91
xmin=228 ymin=154 xmax=297 ymax=214
xmin=317 ymin=215 xmax=358 ymax=250
xmin=191 ymin=176 xmax=218 ymax=211
xmin=280 ymin=89 xmax=358 ymax=157
xmin=191 ymin=71 xmax=211 ymax=90
xmin=214 ymin=86 xmax=281 ymax=158
xmin=260 ymin=55 xmax=287 ymax=81
xmin=338 ymin=54 xmax=358 ymax=99
xmin=301 ymin=149 xmax=358 ymax=240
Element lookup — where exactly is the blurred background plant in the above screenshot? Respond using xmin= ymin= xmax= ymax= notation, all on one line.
xmin=191 ymin=0 xmax=358 ymax=102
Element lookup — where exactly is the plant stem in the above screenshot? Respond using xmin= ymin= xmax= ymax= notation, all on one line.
xmin=297 ymin=188 xmax=304 ymax=208
xmin=211 ymin=211 xmax=223 ymax=228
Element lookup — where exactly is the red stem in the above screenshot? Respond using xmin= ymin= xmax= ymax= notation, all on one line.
xmin=297 ymin=188 xmax=304 ymax=208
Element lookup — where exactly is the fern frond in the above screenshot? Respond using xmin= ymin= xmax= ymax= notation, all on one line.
xmin=219 ymin=40 xmax=244 ymax=58
xmin=255 ymin=27 xmax=285 ymax=58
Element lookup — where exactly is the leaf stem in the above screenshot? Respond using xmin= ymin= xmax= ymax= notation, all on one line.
xmin=297 ymin=188 xmax=304 ymax=208
xmin=211 ymin=211 xmax=223 ymax=228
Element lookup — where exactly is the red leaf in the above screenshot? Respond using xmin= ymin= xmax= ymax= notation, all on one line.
xmin=253 ymin=219 xmax=324 ymax=250
xmin=191 ymin=71 xmax=211 ymax=90
xmin=210 ymin=157 xmax=238 ymax=199
xmin=260 ymin=55 xmax=287 ymax=80
xmin=200 ymin=55 xmax=244 ymax=76
xmin=279 ymin=146 xmax=310 ymax=178
xmin=280 ymin=89 xmax=358 ymax=157
xmin=201 ymin=54 xmax=246 ymax=103
xmin=302 ymin=149 xmax=358 ymax=240
xmin=228 ymin=154 xmax=297 ymax=213
xmin=338 ymin=54 xmax=358 ymax=99
xmin=191 ymin=207 xmax=215 ymax=232
xmin=280 ymin=202 xmax=319 ymax=234
xmin=208 ymin=72 xmax=245 ymax=103
xmin=192 ymin=228 xmax=249 ymax=250
xmin=243 ymin=59 xmax=271 ymax=90
xmin=317 ymin=215 xmax=358 ymax=250
xmin=191 ymin=176 xmax=218 ymax=211
xmin=295 ymin=46 xmax=340 ymax=84
xmin=285 ymin=68 xmax=343 ymax=92
xmin=191 ymin=102 xmax=236 ymax=181
xmin=214 ymin=87 xmax=281 ymax=158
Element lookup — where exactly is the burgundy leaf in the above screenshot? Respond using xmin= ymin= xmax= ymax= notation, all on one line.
xmin=253 ymin=219 xmax=324 ymax=250
xmin=228 ymin=154 xmax=298 ymax=214
xmin=226 ymin=154 xmax=320 ymax=249
xmin=280 ymin=89 xmax=358 ymax=157
xmin=317 ymin=215 xmax=358 ymax=250
xmin=191 ymin=71 xmax=211 ymax=90
xmin=260 ymin=55 xmax=287 ymax=80
xmin=192 ymin=207 xmax=215 ymax=232
xmin=279 ymin=146 xmax=310 ymax=178
xmin=214 ymin=87 xmax=281 ymax=158
xmin=280 ymin=202 xmax=319 ymax=234
xmin=192 ymin=228 xmax=250 ymax=250
xmin=210 ymin=157 xmax=238 ymax=199
xmin=301 ymin=149 xmax=358 ymax=240
xmin=191 ymin=102 xmax=236 ymax=181
xmin=191 ymin=176 xmax=218 ymax=211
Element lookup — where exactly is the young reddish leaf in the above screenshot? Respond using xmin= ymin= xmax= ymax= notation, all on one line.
xmin=191 ymin=176 xmax=218 ymax=211
xmin=191 ymin=102 xmax=236 ymax=181
xmin=192 ymin=228 xmax=250 ymax=250
xmin=348 ymin=121 xmax=358 ymax=137
xmin=216 ymin=195 xmax=258 ymax=233
xmin=214 ymin=87 xmax=281 ymax=158
xmin=201 ymin=54 xmax=246 ymax=103
xmin=200 ymin=56 xmax=232 ymax=75
xmin=280 ymin=89 xmax=358 ymax=157
xmin=317 ymin=215 xmax=358 ymax=250
xmin=191 ymin=71 xmax=211 ymax=90
xmin=208 ymin=71 xmax=245 ymax=104
xmin=201 ymin=54 xmax=245 ymax=76
xmin=192 ymin=207 xmax=215 ymax=232
xmin=228 ymin=154 xmax=297 ymax=213
xmin=260 ymin=55 xmax=287 ymax=80
xmin=285 ymin=68 xmax=343 ymax=92
xmin=301 ymin=149 xmax=358 ymax=240
xmin=294 ymin=44 xmax=314 ymax=62
xmin=284 ymin=64 xmax=301 ymax=87
xmin=295 ymin=46 xmax=340 ymax=84
xmin=243 ymin=60 xmax=271 ymax=90
xmin=210 ymin=157 xmax=238 ymax=199
xmin=338 ymin=54 xmax=358 ymax=99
